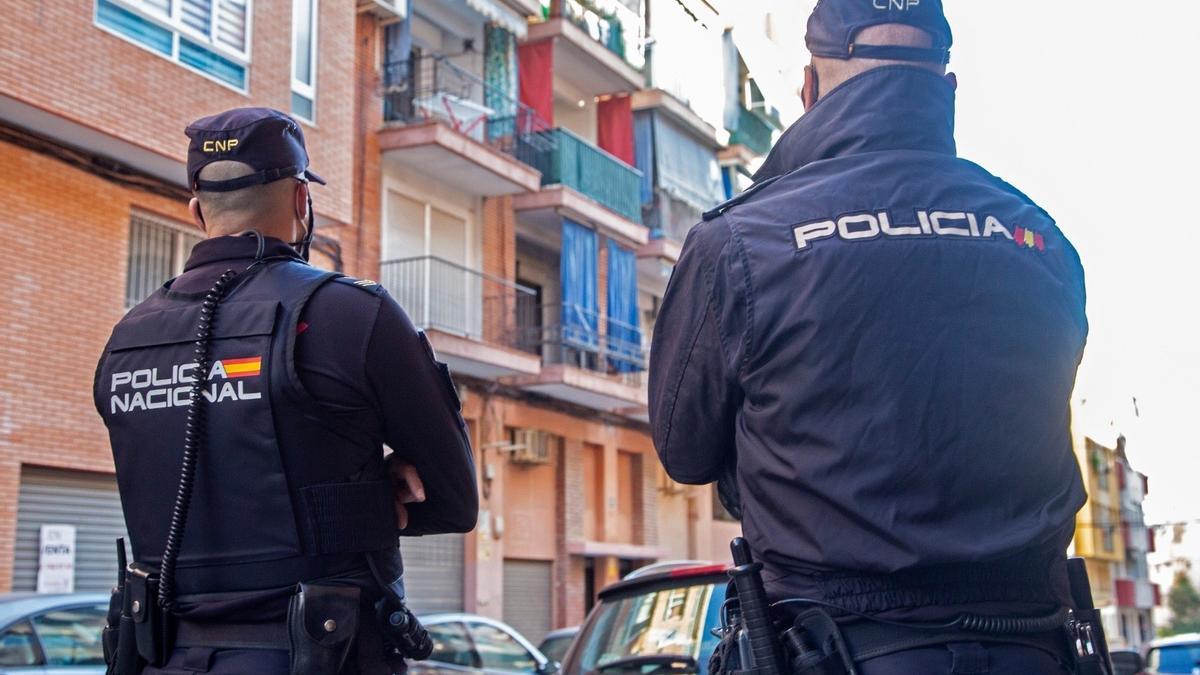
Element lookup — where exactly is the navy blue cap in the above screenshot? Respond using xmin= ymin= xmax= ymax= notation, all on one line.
xmin=185 ymin=107 xmax=325 ymax=192
xmin=807 ymin=0 xmax=952 ymax=65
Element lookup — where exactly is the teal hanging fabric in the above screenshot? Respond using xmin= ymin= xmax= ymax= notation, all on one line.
xmin=484 ymin=23 xmax=518 ymax=141
xmin=606 ymin=240 xmax=643 ymax=372
xmin=560 ymin=219 xmax=598 ymax=350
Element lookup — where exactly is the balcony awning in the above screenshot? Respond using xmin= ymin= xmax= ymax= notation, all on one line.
xmin=465 ymin=0 xmax=528 ymax=38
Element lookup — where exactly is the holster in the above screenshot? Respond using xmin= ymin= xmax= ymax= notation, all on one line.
xmin=781 ymin=609 xmax=857 ymax=675
xmin=126 ymin=563 xmax=175 ymax=667
xmin=103 ymin=582 xmax=144 ymax=675
xmin=287 ymin=583 xmax=361 ymax=675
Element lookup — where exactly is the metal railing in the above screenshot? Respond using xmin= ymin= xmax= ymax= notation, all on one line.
xmin=513 ymin=303 xmax=646 ymax=384
xmin=383 ymin=54 xmax=556 ymax=169
xmin=380 ymin=256 xmax=536 ymax=349
xmin=729 ymin=105 xmax=776 ymax=157
xmin=549 ymin=0 xmax=645 ymax=68
xmin=529 ymin=127 xmax=644 ymax=223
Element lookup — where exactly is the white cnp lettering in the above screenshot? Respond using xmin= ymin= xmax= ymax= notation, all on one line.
xmin=929 ymin=211 xmax=972 ymax=237
xmin=793 ymin=210 xmax=1026 ymax=252
xmin=838 ymin=213 xmax=880 ymax=241
xmin=794 ymin=220 xmax=837 ymax=250
xmin=875 ymin=0 xmax=919 ymax=9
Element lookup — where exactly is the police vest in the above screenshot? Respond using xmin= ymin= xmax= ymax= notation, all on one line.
xmin=95 ymin=260 xmax=397 ymax=595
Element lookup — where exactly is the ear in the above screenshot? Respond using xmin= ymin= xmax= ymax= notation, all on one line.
xmin=294 ymin=181 xmax=310 ymax=223
xmin=188 ymin=197 xmax=208 ymax=234
xmin=945 ymin=72 xmax=958 ymax=92
xmin=802 ymin=65 xmax=818 ymax=112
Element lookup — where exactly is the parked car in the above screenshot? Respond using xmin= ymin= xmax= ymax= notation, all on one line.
xmin=561 ymin=563 xmax=729 ymax=674
xmin=1112 ymin=648 xmax=1146 ymax=675
xmin=1144 ymin=633 xmax=1200 ymax=674
xmin=0 ymin=593 xmax=109 ymax=674
xmin=538 ymin=627 xmax=578 ymax=666
xmin=413 ymin=613 xmax=559 ymax=675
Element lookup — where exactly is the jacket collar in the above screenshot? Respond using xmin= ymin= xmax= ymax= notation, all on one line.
xmin=754 ymin=66 xmax=957 ymax=181
xmin=183 ymin=233 xmax=302 ymax=271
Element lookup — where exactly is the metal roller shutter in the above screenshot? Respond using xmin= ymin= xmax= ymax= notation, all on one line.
xmin=502 ymin=559 xmax=552 ymax=643
xmin=402 ymin=533 xmax=465 ymax=615
xmin=13 ymin=467 xmax=129 ymax=593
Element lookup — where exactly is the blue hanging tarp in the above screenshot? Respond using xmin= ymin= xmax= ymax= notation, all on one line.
xmin=606 ymin=240 xmax=643 ymax=372
xmin=560 ymin=218 xmax=598 ymax=350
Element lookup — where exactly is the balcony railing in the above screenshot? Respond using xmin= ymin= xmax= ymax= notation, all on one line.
xmin=547 ymin=0 xmax=644 ymax=68
xmin=729 ymin=105 xmax=776 ymax=157
xmin=380 ymin=256 xmax=536 ymax=349
xmin=383 ymin=54 xmax=556 ymax=168
xmin=529 ymin=127 xmax=644 ymax=223
xmin=513 ymin=303 xmax=646 ymax=384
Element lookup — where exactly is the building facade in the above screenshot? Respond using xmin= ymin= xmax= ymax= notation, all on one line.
xmin=0 ymin=0 xmax=794 ymax=644
xmin=1072 ymin=430 xmax=1159 ymax=649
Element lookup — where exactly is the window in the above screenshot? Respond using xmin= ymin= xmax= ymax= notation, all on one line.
xmin=31 ymin=606 xmax=107 ymax=666
xmin=126 ymin=211 xmax=203 ymax=308
xmin=95 ymin=0 xmax=252 ymax=90
xmin=469 ymin=622 xmax=537 ymax=672
xmin=291 ymin=0 xmax=317 ymax=121
xmin=427 ymin=622 xmax=478 ymax=669
xmin=0 ymin=620 xmax=39 ymax=667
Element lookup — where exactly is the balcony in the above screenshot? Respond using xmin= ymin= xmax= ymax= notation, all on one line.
xmin=380 ymin=256 xmax=542 ymax=379
xmin=506 ymin=304 xmax=647 ymax=412
xmin=1115 ymin=578 xmax=1158 ymax=610
xmin=380 ymin=54 xmax=553 ymax=196
xmin=728 ymin=105 xmax=776 ymax=157
xmin=525 ymin=127 xmax=643 ymax=224
xmin=526 ymin=12 xmax=643 ymax=98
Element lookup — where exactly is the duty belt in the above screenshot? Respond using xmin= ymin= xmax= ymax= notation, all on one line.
xmin=175 ymin=620 xmax=289 ymax=650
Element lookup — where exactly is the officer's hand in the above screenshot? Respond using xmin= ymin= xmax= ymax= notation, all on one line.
xmin=389 ymin=460 xmax=425 ymax=530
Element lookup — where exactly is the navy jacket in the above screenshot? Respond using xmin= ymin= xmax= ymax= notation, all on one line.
xmin=649 ymin=67 xmax=1088 ymax=617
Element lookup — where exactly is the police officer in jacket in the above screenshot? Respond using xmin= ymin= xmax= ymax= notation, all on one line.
xmin=95 ymin=108 xmax=478 ymax=674
xmin=648 ymin=2 xmax=1089 ymax=674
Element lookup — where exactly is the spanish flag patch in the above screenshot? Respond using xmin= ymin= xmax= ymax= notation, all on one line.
xmin=219 ymin=357 xmax=263 ymax=379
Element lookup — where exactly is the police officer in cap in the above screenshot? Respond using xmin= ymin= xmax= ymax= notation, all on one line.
xmin=649 ymin=2 xmax=1089 ymax=673
xmin=95 ymin=107 xmax=478 ymax=674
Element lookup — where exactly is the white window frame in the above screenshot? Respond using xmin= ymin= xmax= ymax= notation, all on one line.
xmin=94 ymin=0 xmax=254 ymax=94
xmin=290 ymin=0 xmax=318 ymax=124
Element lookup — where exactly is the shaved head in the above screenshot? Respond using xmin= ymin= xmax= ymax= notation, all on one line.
xmin=189 ymin=161 xmax=309 ymax=242
xmin=806 ymin=24 xmax=950 ymax=108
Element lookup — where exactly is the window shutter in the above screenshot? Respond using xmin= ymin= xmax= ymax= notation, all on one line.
xmin=138 ymin=0 xmax=172 ymax=19
xmin=180 ymin=0 xmax=212 ymax=36
xmin=214 ymin=0 xmax=248 ymax=54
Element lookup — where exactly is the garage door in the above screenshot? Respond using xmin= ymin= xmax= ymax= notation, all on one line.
xmin=13 ymin=467 xmax=129 ymax=593
xmin=402 ymin=533 xmax=465 ymax=615
xmin=503 ymin=559 xmax=552 ymax=643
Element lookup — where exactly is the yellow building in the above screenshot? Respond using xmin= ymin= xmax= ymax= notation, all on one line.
xmin=1073 ymin=434 xmax=1124 ymax=609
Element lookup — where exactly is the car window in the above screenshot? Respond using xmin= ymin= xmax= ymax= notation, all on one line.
xmin=1147 ymin=643 xmax=1200 ymax=673
xmin=31 ymin=604 xmax=107 ymax=666
xmin=538 ymin=635 xmax=572 ymax=664
xmin=0 ymin=620 xmax=41 ymax=667
xmin=469 ymin=622 xmax=537 ymax=672
xmin=576 ymin=582 xmax=720 ymax=671
xmin=428 ymin=621 xmax=480 ymax=668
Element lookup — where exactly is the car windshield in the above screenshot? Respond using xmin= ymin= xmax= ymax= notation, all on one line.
xmin=1148 ymin=643 xmax=1200 ymax=673
xmin=575 ymin=581 xmax=724 ymax=674
xmin=541 ymin=634 xmax=574 ymax=664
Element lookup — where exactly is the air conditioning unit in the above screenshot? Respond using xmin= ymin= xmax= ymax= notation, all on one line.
xmin=357 ymin=0 xmax=406 ymax=21
xmin=510 ymin=429 xmax=553 ymax=466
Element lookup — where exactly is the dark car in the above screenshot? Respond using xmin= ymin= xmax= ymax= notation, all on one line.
xmin=561 ymin=563 xmax=728 ymax=674
xmin=1144 ymin=633 xmax=1200 ymax=674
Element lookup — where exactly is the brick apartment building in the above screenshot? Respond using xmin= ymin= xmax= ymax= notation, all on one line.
xmin=0 ymin=0 xmax=787 ymax=642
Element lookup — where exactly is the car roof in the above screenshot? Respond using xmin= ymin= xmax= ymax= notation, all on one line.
xmin=419 ymin=613 xmax=549 ymax=662
xmin=598 ymin=563 xmax=729 ymax=601
xmin=1150 ymin=632 xmax=1200 ymax=647
xmin=0 ymin=593 xmax=110 ymax=626
xmin=540 ymin=626 xmax=578 ymax=641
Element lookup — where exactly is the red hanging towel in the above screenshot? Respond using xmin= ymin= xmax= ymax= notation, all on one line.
xmin=518 ymin=40 xmax=555 ymax=126
xmin=597 ymin=94 xmax=635 ymax=166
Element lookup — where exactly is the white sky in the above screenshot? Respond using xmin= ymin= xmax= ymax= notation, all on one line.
xmin=939 ymin=2 xmax=1200 ymax=525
